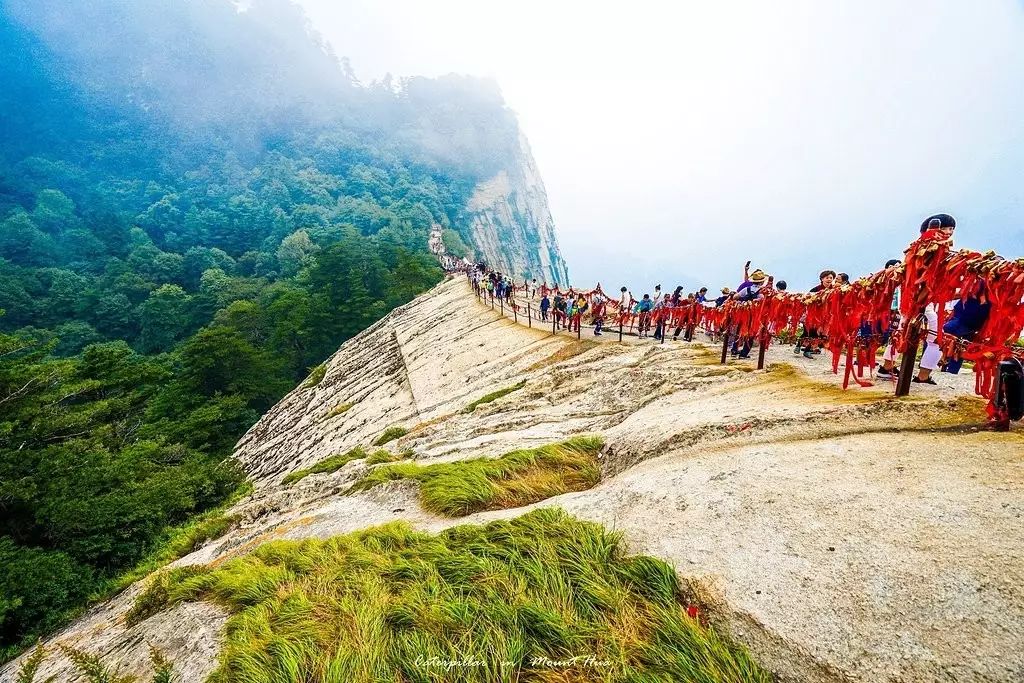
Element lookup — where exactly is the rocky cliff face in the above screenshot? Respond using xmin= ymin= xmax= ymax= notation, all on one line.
xmin=464 ymin=132 xmax=570 ymax=286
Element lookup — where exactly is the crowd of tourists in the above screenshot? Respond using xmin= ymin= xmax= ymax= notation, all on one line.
xmin=467 ymin=213 xmax=1001 ymax=388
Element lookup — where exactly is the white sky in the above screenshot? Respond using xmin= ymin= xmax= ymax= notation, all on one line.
xmin=295 ymin=0 xmax=1024 ymax=291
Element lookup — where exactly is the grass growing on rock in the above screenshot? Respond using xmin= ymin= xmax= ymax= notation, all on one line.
xmin=130 ymin=508 xmax=769 ymax=683
xmin=16 ymin=643 xmax=176 ymax=682
xmin=282 ymin=447 xmax=367 ymax=485
xmin=373 ymin=426 xmax=408 ymax=446
xmin=327 ymin=402 xmax=354 ymax=418
xmin=282 ymin=448 xmax=413 ymax=485
xmin=349 ymin=436 xmax=604 ymax=516
xmin=527 ymin=339 xmax=600 ymax=371
xmin=462 ymin=379 xmax=527 ymax=413
xmin=301 ymin=362 xmax=327 ymax=389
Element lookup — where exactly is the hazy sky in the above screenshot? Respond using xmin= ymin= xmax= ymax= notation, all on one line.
xmin=295 ymin=0 xmax=1024 ymax=291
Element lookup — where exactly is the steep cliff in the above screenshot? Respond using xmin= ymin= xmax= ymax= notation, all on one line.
xmin=464 ymin=132 xmax=570 ymax=286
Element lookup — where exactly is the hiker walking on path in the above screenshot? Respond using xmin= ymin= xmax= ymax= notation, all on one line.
xmin=540 ymin=293 xmax=551 ymax=321
xmin=635 ymin=294 xmax=654 ymax=338
xmin=592 ymin=294 xmax=606 ymax=335
xmin=653 ymin=294 xmax=672 ymax=341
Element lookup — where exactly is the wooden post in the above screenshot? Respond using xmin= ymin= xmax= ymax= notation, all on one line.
xmin=577 ymin=317 xmax=581 ymax=340
xmin=895 ymin=325 xmax=920 ymax=397
xmin=552 ymin=313 xmax=556 ymax=336
xmin=720 ymin=316 xmax=731 ymax=364
xmin=757 ymin=325 xmax=768 ymax=370
xmin=618 ymin=318 xmax=623 ymax=343
xmin=500 ymin=297 xmax=504 ymax=315
xmin=527 ymin=304 xmax=531 ymax=328
xmin=513 ymin=302 xmax=518 ymax=323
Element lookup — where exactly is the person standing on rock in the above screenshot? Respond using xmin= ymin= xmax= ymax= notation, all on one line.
xmin=573 ymin=294 xmax=589 ymax=334
xmin=795 ymin=270 xmax=835 ymax=359
xmin=653 ymin=294 xmax=672 ymax=341
xmin=877 ymin=214 xmax=956 ymax=382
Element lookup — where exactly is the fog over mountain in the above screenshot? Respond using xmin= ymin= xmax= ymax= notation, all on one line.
xmin=297 ymin=0 xmax=1024 ymax=292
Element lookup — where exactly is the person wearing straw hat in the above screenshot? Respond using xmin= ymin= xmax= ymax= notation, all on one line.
xmin=734 ymin=269 xmax=767 ymax=302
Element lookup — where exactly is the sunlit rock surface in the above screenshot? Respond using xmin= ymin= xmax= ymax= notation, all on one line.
xmin=5 ymin=276 xmax=1022 ymax=683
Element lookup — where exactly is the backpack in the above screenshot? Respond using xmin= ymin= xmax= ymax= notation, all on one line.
xmin=996 ymin=358 xmax=1024 ymax=421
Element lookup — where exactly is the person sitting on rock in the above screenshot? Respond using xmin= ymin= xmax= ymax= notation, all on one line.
xmin=941 ymin=281 xmax=991 ymax=375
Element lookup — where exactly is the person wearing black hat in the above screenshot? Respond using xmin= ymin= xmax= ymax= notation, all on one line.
xmin=878 ymin=215 xmax=955 ymax=381
xmin=920 ymin=213 xmax=956 ymax=234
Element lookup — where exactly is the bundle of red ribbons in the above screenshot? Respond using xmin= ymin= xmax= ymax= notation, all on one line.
xmin=511 ymin=231 xmax=1024 ymax=416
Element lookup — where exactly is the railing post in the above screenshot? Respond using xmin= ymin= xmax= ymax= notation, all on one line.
xmin=895 ymin=325 xmax=920 ymax=397
xmin=513 ymin=302 xmax=518 ymax=323
xmin=757 ymin=324 xmax=768 ymax=370
xmin=552 ymin=312 xmax=556 ymax=336
xmin=527 ymin=304 xmax=532 ymax=328
xmin=618 ymin=317 xmax=623 ymax=343
xmin=720 ymin=316 xmax=731 ymax=364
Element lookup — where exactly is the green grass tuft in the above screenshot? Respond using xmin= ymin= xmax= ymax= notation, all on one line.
xmin=372 ymin=426 xmax=408 ymax=447
xmin=301 ymin=363 xmax=327 ymax=389
xmin=125 ymin=565 xmax=209 ymax=626
xmin=15 ymin=644 xmax=176 ymax=683
xmin=327 ymin=402 xmax=354 ymax=418
xmin=133 ymin=508 xmax=768 ymax=683
xmin=462 ymin=379 xmax=527 ymax=413
xmin=15 ymin=645 xmax=51 ymax=683
xmin=349 ymin=436 xmax=604 ymax=516
xmin=364 ymin=449 xmax=406 ymax=465
xmin=281 ymin=447 xmax=368 ymax=485
xmin=148 ymin=647 xmax=174 ymax=683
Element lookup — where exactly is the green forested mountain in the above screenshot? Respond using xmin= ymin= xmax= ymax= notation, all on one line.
xmin=0 ymin=0 xmax=524 ymax=658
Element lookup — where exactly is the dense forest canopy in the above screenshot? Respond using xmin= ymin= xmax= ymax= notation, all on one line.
xmin=0 ymin=0 xmax=524 ymax=659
